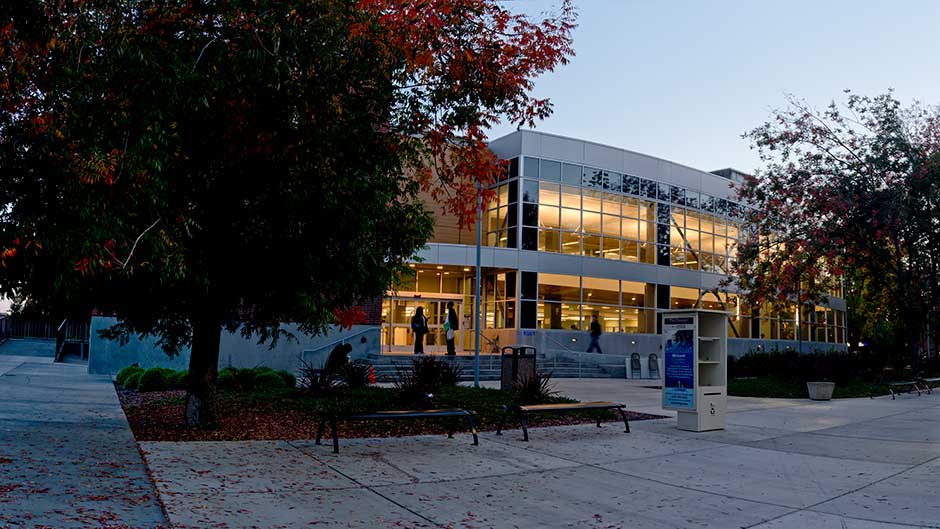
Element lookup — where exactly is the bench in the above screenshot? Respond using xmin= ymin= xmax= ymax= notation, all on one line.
xmin=916 ymin=377 xmax=940 ymax=394
xmin=315 ymin=408 xmax=479 ymax=453
xmin=496 ymin=401 xmax=630 ymax=441
xmin=871 ymin=380 xmax=927 ymax=400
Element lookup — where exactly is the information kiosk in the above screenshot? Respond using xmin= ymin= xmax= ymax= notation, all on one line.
xmin=661 ymin=310 xmax=728 ymax=431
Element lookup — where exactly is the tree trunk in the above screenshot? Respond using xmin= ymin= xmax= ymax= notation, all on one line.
xmin=185 ymin=315 xmax=222 ymax=427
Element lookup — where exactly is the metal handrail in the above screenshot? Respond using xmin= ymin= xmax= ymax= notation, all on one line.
xmin=302 ymin=326 xmax=376 ymax=357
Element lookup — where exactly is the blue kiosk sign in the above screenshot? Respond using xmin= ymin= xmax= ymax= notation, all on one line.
xmin=662 ymin=315 xmax=695 ymax=410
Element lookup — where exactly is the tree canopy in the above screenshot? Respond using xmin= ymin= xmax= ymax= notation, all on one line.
xmin=734 ymin=91 xmax=940 ymax=361
xmin=0 ymin=0 xmax=575 ymax=424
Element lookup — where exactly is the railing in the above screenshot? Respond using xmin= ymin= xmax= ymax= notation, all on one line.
xmin=543 ymin=332 xmax=584 ymax=378
xmin=0 ymin=315 xmax=9 ymax=344
xmin=7 ymin=317 xmax=89 ymax=342
xmin=300 ymin=326 xmax=378 ymax=364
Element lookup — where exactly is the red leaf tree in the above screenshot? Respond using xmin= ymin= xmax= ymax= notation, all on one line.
xmin=733 ymin=91 xmax=940 ymax=367
xmin=0 ymin=1 xmax=575 ymax=426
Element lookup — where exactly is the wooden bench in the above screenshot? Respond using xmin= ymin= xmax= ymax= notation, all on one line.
xmin=916 ymin=377 xmax=940 ymax=394
xmin=496 ymin=401 xmax=630 ymax=441
xmin=315 ymin=408 xmax=479 ymax=453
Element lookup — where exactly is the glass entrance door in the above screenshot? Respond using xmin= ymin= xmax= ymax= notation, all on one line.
xmin=383 ymin=298 xmax=462 ymax=354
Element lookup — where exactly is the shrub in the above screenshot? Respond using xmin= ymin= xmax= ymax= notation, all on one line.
xmin=170 ymin=370 xmax=189 ymax=389
xmin=342 ymin=361 xmax=373 ymax=389
xmin=277 ymin=370 xmax=296 ymax=388
xmin=394 ymin=357 xmax=463 ymax=407
xmin=123 ymin=370 xmax=145 ymax=390
xmin=116 ymin=365 xmax=143 ymax=387
xmin=512 ymin=371 xmax=557 ymax=404
xmin=300 ymin=344 xmax=352 ymax=396
xmin=217 ymin=368 xmax=235 ymax=389
xmin=137 ymin=367 xmax=176 ymax=392
xmin=728 ymin=350 xmax=889 ymax=385
xmin=254 ymin=371 xmax=287 ymax=389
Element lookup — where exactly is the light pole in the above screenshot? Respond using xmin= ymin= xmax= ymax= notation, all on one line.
xmin=473 ymin=180 xmax=482 ymax=388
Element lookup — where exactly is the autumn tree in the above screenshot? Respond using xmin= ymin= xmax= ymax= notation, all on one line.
xmin=734 ymin=91 xmax=940 ymax=368
xmin=0 ymin=0 xmax=575 ymax=425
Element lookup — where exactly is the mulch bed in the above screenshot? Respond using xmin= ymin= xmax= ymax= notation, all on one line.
xmin=117 ymin=386 xmax=666 ymax=442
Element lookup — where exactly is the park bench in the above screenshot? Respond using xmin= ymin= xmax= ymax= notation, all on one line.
xmin=871 ymin=379 xmax=927 ymax=400
xmin=314 ymin=408 xmax=479 ymax=453
xmin=496 ymin=401 xmax=630 ymax=441
xmin=916 ymin=376 xmax=940 ymax=394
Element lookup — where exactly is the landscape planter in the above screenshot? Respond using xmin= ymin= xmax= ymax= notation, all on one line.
xmin=806 ymin=381 xmax=835 ymax=400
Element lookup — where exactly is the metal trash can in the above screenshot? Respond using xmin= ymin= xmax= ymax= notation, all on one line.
xmin=500 ymin=345 xmax=537 ymax=391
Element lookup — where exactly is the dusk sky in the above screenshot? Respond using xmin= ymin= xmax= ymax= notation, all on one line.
xmin=487 ymin=0 xmax=940 ymax=173
xmin=2 ymin=2 xmax=939 ymax=315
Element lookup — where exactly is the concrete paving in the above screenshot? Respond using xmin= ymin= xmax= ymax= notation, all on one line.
xmin=140 ymin=378 xmax=940 ymax=529
xmin=0 ymin=340 xmax=168 ymax=528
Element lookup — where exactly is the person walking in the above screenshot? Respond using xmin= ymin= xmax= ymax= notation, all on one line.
xmin=445 ymin=301 xmax=459 ymax=355
xmin=411 ymin=306 xmax=429 ymax=354
xmin=586 ymin=312 xmax=603 ymax=354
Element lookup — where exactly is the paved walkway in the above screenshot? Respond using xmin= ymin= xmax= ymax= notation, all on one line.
xmin=141 ymin=379 xmax=940 ymax=529
xmin=0 ymin=340 xmax=168 ymax=528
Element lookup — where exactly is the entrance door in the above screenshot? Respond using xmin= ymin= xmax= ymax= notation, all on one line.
xmin=383 ymin=298 xmax=461 ymax=354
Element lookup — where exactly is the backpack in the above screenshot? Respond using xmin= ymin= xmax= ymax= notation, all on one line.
xmin=411 ymin=315 xmax=425 ymax=333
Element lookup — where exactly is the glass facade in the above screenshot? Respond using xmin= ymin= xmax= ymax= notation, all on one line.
xmin=385 ymin=150 xmax=847 ymax=353
xmin=487 ymin=156 xmax=744 ymax=273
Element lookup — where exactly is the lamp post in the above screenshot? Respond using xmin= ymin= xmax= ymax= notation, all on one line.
xmin=473 ymin=180 xmax=482 ymax=388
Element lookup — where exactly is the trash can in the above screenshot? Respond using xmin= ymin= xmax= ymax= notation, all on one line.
xmin=500 ymin=345 xmax=537 ymax=391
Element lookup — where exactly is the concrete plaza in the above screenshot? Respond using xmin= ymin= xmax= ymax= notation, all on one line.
xmin=142 ymin=380 xmax=940 ymax=529
xmin=1 ymin=338 xmax=937 ymax=529
xmin=0 ymin=341 xmax=168 ymax=528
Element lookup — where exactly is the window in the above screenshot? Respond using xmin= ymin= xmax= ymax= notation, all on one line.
xmin=522 ymin=157 xmax=539 ymax=178
xmin=541 ymin=160 xmax=561 ymax=182
xmin=562 ymin=163 xmax=581 ymax=185
xmin=522 ymin=179 xmax=539 ymax=203
xmin=539 ymin=273 xmax=580 ymax=302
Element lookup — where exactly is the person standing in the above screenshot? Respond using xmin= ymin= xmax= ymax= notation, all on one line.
xmin=411 ymin=306 xmax=428 ymax=354
xmin=586 ymin=312 xmax=603 ymax=354
xmin=445 ymin=301 xmax=459 ymax=355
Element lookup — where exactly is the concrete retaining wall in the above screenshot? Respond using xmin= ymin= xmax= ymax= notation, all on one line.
xmin=87 ymin=316 xmax=380 ymax=375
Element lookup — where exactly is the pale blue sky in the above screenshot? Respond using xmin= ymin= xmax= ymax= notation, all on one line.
xmin=2 ymin=2 xmax=938 ymax=315
xmin=488 ymin=0 xmax=940 ymax=172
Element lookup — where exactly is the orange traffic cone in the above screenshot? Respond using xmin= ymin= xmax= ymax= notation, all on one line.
xmin=368 ymin=366 xmax=376 ymax=384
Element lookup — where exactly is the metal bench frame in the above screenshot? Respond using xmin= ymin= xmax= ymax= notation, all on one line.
xmin=872 ymin=380 xmax=928 ymax=399
xmin=315 ymin=408 xmax=479 ymax=453
xmin=916 ymin=377 xmax=940 ymax=395
xmin=496 ymin=401 xmax=630 ymax=441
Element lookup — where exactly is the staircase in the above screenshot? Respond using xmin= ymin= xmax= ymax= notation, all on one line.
xmin=364 ymin=350 xmax=627 ymax=382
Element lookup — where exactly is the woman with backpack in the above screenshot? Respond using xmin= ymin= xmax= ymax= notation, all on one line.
xmin=411 ymin=306 xmax=429 ymax=354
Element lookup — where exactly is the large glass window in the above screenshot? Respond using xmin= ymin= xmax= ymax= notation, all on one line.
xmin=485 ymin=157 xmax=750 ymax=273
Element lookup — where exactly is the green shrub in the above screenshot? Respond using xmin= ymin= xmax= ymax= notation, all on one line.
xmin=116 ymin=365 xmax=143 ymax=387
xmin=137 ymin=367 xmax=176 ymax=392
xmin=342 ymin=361 xmax=373 ymax=389
xmin=728 ymin=350 xmax=890 ymax=385
xmin=512 ymin=371 xmax=557 ymax=404
xmin=170 ymin=370 xmax=189 ymax=389
xmin=123 ymin=369 xmax=145 ymax=390
xmin=394 ymin=357 xmax=464 ymax=407
xmin=217 ymin=368 xmax=235 ymax=389
xmin=254 ymin=371 xmax=286 ymax=389
xmin=277 ymin=370 xmax=296 ymax=388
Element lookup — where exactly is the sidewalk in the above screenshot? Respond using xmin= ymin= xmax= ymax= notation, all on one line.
xmin=0 ymin=341 xmax=168 ymax=528
xmin=142 ymin=378 xmax=940 ymax=529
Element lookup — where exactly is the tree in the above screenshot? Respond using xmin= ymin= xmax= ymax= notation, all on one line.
xmin=0 ymin=0 xmax=575 ymax=425
xmin=734 ymin=91 xmax=940 ymax=368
